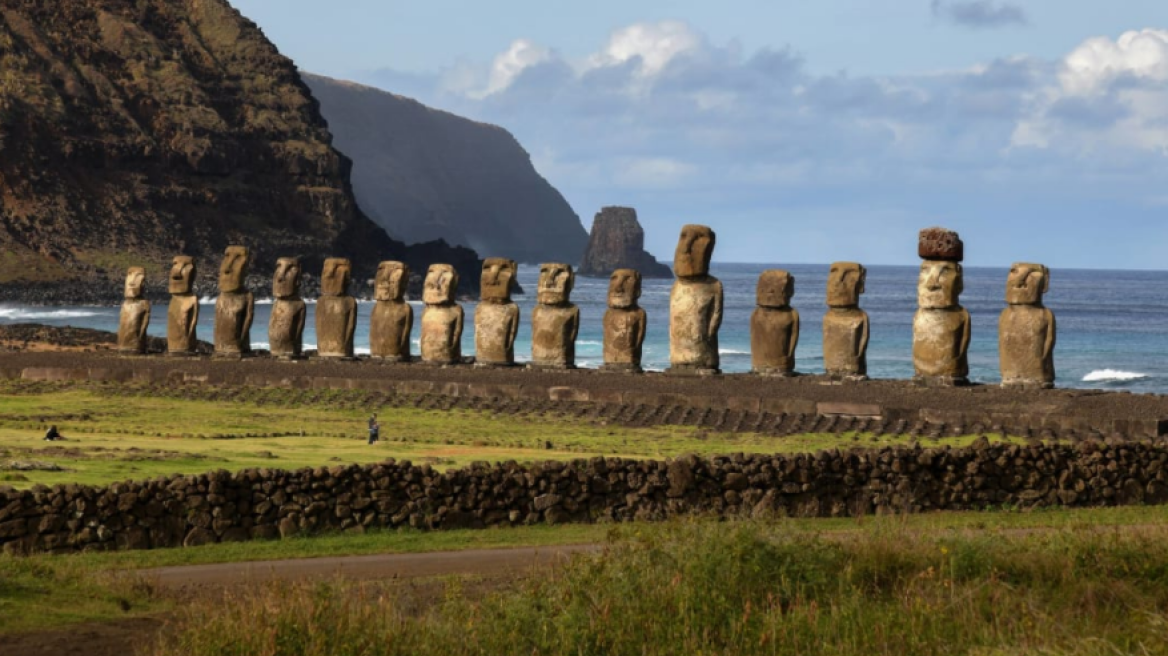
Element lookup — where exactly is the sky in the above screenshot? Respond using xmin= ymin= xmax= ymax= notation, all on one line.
xmin=232 ymin=0 xmax=1168 ymax=269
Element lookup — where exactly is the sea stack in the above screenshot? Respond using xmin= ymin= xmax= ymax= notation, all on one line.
xmin=578 ymin=207 xmax=672 ymax=279
xmin=999 ymin=263 xmax=1056 ymax=388
xmin=913 ymin=227 xmax=971 ymax=386
xmin=667 ymin=225 xmax=723 ymax=375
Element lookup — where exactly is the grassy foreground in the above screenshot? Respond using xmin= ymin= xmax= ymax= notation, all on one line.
xmin=151 ymin=519 xmax=1168 ymax=656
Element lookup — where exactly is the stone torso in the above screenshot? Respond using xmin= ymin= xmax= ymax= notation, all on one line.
xmin=268 ymin=298 xmax=306 ymax=357
xmin=474 ymin=302 xmax=519 ymax=365
xmin=421 ymin=305 xmax=463 ymax=363
xmin=531 ymin=304 xmax=579 ymax=367
xmin=751 ymin=307 xmax=799 ymax=374
xmin=913 ymin=308 xmax=971 ymax=379
xmin=214 ymin=292 xmax=254 ymax=355
xmin=603 ymin=307 xmax=647 ymax=366
xmin=669 ymin=277 xmax=723 ymax=370
xmin=117 ymin=299 xmax=151 ymax=353
xmin=167 ymin=295 xmax=199 ymax=354
xmin=316 ymin=296 xmax=357 ymax=358
xmin=999 ymin=306 xmax=1056 ymax=387
xmin=370 ymin=301 xmax=414 ymax=360
xmin=823 ymin=308 xmax=868 ymax=377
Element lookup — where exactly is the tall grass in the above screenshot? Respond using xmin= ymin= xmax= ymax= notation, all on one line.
xmin=152 ymin=520 xmax=1168 ymax=655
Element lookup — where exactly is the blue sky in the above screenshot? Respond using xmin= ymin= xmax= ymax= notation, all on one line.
xmin=234 ymin=1 xmax=1168 ymax=269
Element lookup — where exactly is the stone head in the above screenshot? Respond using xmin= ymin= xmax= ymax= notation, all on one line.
xmin=1006 ymin=262 xmax=1049 ymax=306
xmin=375 ymin=261 xmax=409 ymax=302
xmin=537 ymin=263 xmax=575 ymax=305
xmin=479 ymin=258 xmax=517 ymax=303
xmin=423 ymin=264 xmax=458 ymax=305
xmin=673 ymin=224 xmax=716 ymax=278
xmin=320 ymin=258 xmax=352 ymax=297
xmin=757 ymin=270 xmax=794 ymax=309
xmin=168 ymin=256 xmax=196 ymax=295
xmin=218 ymin=245 xmax=250 ymax=293
xmin=272 ymin=257 xmax=302 ymax=299
xmin=827 ymin=262 xmax=866 ymax=308
xmin=918 ymin=260 xmax=963 ymax=309
xmin=608 ymin=268 xmax=642 ymax=309
xmin=124 ymin=267 xmax=146 ymax=299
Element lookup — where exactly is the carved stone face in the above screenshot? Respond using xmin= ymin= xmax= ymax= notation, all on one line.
xmin=1006 ymin=262 xmax=1049 ymax=306
xmin=608 ymin=268 xmax=642 ymax=309
xmin=320 ymin=258 xmax=352 ymax=296
xmin=918 ymin=260 xmax=963 ymax=309
xmin=537 ymin=263 xmax=575 ymax=305
xmin=124 ymin=267 xmax=145 ymax=299
xmin=272 ymin=257 xmax=302 ymax=299
xmin=827 ymin=262 xmax=866 ymax=308
xmin=756 ymin=270 xmax=794 ymax=309
xmin=168 ymin=256 xmax=196 ymax=295
xmin=423 ymin=264 xmax=458 ymax=305
xmin=480 ymin=258 xmax=517 ymax=303
xmin=375 ymin=261 xmax=409 ymax=302
xmin=673 ymin=224 xmax=716 ymax=279
xmin=218 ymin=245 xmax=250 ymax=293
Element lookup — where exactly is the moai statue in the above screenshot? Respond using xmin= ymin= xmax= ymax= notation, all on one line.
xmin=420 ymin=264 xmax=463 ymax=364
xmin=116 ymin=267 xmax=151 ymax=354
xmin=913 ymin=228 xmax=971 ymax=386
xmin=601 ymin=268 xmax=647 ymax=373
xmin=213 ymin=245 xmax=254 ymax=357
xmin=668 ymin=225 xmax=723 ymax=375
xmin=999 ymin=263 xmax=1056 ymax=388
xmin=316 ymin=258 xmax=357 ymax=359
xmin=474 ymin=258 xmax=519 ymax=367
xmin=750 ymin=270 xmax=800 ymax=377
xmin=823 ymin=262 xmax=870 ymax=380
xmin=268 ymin=257 xmax=306 ymax=359
xmin=531 ymin=263 xmax=580 ymax=369
xmin=370 ymin=261 xmax=413 ymax=362
xmin=166 ymin=256 xmax=199 ymax=355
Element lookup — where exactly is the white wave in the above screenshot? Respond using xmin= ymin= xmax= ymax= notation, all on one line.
xmin=577 ymin=340 xmax=602 ymax=346
xmin=0 ymin=308 xmax=101 ymax=320
xmin=198 ymin=296 xmax=217 ymax=305
xmin=719 ymin=348 xmax=750 ymax=355
xmin=1082 ymin=369 xmax=1151 ymax=383
xmin=255 ymin=298 xmax=273 ymax=305
xmin=355 ymin=347 xmax=371 ymax=355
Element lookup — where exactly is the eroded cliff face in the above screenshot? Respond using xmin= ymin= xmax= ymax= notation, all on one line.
xmin=0 ymin=0 xmax=480 ymax=298
xmin=303 ymin=74 xmax=589 ymax=265
xmin=578 ymin=207 xmax=671 ymax=279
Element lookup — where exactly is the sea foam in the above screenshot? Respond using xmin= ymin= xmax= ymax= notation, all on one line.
xmin=1082 ymin=369 xmax=1151 ymax=383
xmin=0 ymin=308 xmax=101 ymax=320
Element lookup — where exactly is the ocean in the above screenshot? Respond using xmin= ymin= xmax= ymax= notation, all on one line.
xmin=3 ymin=263 xmax=1166 ymax=394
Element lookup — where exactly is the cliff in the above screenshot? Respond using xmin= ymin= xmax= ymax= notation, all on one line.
xmin=578 ymin=207 xmax=672 ymax=278
xmin=0 ymin=0 xmax=480 ymax=300
xmin=302 ymin=74 xmax=589 ymax=264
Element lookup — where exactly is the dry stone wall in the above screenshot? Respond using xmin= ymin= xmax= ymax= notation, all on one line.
xmin=4 ymin=440 xmax=1168 ymax=555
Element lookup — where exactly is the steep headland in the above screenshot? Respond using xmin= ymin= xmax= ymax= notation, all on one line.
xmin=578 ymin=207 xmax=672 ymax=278
xmin=0 ymin=0 xmax=480 ymax=301
xmin=302 ymin=74 xmax=589 ymax=264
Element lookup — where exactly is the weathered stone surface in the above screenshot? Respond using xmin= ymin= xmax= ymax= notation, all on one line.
xmin=421 ymin=264 xmax=464 ymax=364
xmin=475 ymin=258 xmax=520 ymax=366
xmin=578 ymin=207 xmax=671 ymax=278
xmin=531 ymin=263 xmax=579 ymax=369
xmin=269 ymin=258 xmax=306 ymax=359
xmin=914 ymin=241 xmax=970 ymax=385
xmin=166 ymin=256 xmax=199 ymax=355
xmin=668 ymin=225 xmax=723 ymax=375
xmin=116 ymin=267 xmax=150 ymax=354
xmin=214 ymin=246 xmax=254 ymax=357
xmin=602 ymin=269 xmax=647 ymax=372
xmin=316 ymin=258 xmax=357 ymax=359
xmin=751 ymin=270 xmax=799 ymax=377
xmin=918 ymin=227 xmax=964 ymax=262
xmin=823 ymin=262 xmax=869 ymax=380
xmin=1000 ymin=263 xmax=1056 ymax=389
xmin=370 ymin=261 xmax=413 ymax=362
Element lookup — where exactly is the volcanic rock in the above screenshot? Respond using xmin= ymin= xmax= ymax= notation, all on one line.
xmin=578 ymin=207 xmax=672 ymax=279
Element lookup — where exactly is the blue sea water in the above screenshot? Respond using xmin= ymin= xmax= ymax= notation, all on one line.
xmin=3 ymin=263 xmax=1167 ymax=394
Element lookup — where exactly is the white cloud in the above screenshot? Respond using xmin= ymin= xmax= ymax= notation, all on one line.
xmin=479 ymin=38 xmax=553 ymax=97
xmin=584 ymin=20 xmax=704 ymax=78
xmin=1060 ymin=29 xmax=1168 ymax=95
xmin=616 ymin=157 xmax=697 ymax=189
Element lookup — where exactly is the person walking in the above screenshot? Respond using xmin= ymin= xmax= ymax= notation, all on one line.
xmin=367 ymin=413 xmax=380 ymax=445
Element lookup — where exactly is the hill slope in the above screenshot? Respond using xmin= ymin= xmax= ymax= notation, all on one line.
xmin=303 ymin=74 xmax=588 ymax=264
xmin=0 ymin=0 xmax=479 ymax=299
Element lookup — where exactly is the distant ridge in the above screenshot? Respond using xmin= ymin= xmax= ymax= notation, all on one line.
xmin=303 ymin=74 xmax=589 ymax=264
